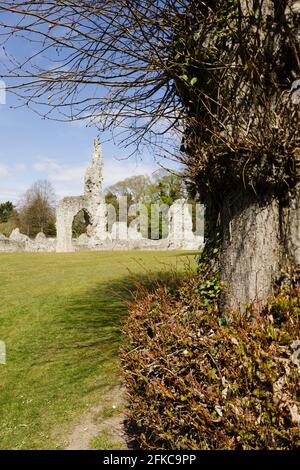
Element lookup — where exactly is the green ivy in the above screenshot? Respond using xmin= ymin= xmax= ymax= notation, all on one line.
xmin=198 ymin=275 xmax=222 ymax=309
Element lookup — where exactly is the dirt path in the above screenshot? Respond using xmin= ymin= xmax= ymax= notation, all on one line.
xmin=64 ymin=385 xmax=127 ymax=450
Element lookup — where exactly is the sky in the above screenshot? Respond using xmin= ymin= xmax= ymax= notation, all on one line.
xmin=0 ymin=9 xmax=182 ymax=206
xmin=0 ymin=6 xmax=185 ymax=204
xmin=0 ymin=91 xmax=166 ymax=205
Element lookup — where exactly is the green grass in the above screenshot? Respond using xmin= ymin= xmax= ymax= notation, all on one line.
xmin=90 ymin=429 xmax=122 ymax=451
xmin=0 ymin=251 xmax=196 ymax=449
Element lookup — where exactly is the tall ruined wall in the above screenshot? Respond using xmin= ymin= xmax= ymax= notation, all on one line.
xmin=56 ymin=196 xmax=88 ymax=252
xmin=84 ymin=139 xmax=104 ymax=204
xmin=56 ymin=140 xmax=106 ymax=252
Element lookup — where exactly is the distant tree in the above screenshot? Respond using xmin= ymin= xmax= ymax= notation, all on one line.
xmin=0 ymin=201 xmax=14 ymax=223
xmin=105 ymin=191 xmax=120 ymax=223
xmin=105 ymin=191 xmax=119 ymax=209
xmin=107 ymin=172 xmax=185 ymax=206
xmin=105 ymin=189 xmax=135 ymax=230
xmin=146 ymin=172 xmax=185 ymax=206
xmin=143 ymin=172 xmax=187 ymax=239
xmin=19 ymin=180 xmax=56 ymax=238
xmin=106 ymin=171 xmax=191 ymax=238
xmin=0 ymin=201 xmax=19 ymax=236
xmin=72 ymin=209 xmax=90 ymax=238
xmin=106 ymin=175 xmax=151 ymax=204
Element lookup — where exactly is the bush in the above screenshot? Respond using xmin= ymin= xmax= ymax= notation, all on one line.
xmin=121 ymin=276 xmax=300 ymax=450
xmin=0 ymin=219 xmax=18 ymax=237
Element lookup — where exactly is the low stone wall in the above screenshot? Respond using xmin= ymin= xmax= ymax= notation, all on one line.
xmin=0 ymin=230 xmax=56 ymax=253
xmin=74 ymin=237 xmax=203 ymax=252
xmin=0 ymin=235 xmax=24 ymax=253
xmin=0 ymin=229 xmax=203 ymax=253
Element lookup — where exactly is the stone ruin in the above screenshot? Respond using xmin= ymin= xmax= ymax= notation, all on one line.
xmin=0 ymin=228 xmax=56 ymax=253
xmin=56 ymin=139 xmax=106 ymax=252
xmin=0 ymin=140 xmax=204 ymax=253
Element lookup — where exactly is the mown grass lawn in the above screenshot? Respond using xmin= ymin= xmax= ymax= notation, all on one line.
xmin=0 ymin=251 xmax=196 ymax=450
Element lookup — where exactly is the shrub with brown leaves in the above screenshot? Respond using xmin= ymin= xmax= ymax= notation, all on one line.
xmin=121 ymin=277 xmax=300 ymax=449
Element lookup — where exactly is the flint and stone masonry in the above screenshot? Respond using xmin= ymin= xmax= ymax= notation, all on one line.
xmin=0 ymin=140 xmax=204 ymax=252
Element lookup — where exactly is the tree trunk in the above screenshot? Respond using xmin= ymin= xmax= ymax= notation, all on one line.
xmin=220 ymin=184 xmax=300 ymax=311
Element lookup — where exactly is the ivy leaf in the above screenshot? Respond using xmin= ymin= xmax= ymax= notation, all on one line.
xmin=180 ymin=74 xmax=189 ymax=82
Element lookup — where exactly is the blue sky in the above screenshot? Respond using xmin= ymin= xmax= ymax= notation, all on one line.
xmin=0 ymin=9 xmax=181 ymax=206
xmin=0 ymin=91 xmax=166 ymax=204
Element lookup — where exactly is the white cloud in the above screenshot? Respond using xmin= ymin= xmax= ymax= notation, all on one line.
xmin=0 ymin=187 xmax=24 ymax=202
xmin=33 ymin=159 xmax=61 ymax=173
xmin=0 ymin=162 xmax=26 ymax=178
xmin=34 ymin=158 xmax=87 ymax=183
xmin=33 ymin=158 xmax=87 ymax=197
xmin=0 ymin=164 xmax=29 ymax=203
xmin=0 ymin=153 xmax=162 ymax=203
xmin=104 ymin=158 xmax=156 ymax=188
xmin=53 ymin=165 xmax=87 ymax=183
xmin=33 ymin=156 xmax=157 ymax=198
xmin=0 ymin=164 xmax=9 ymax=176
xmin=14 ymin=164 xmax=26 ymax=171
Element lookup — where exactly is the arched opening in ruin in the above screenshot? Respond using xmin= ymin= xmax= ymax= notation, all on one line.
xmin=72 ymin=209 xmax=91 ymax=238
